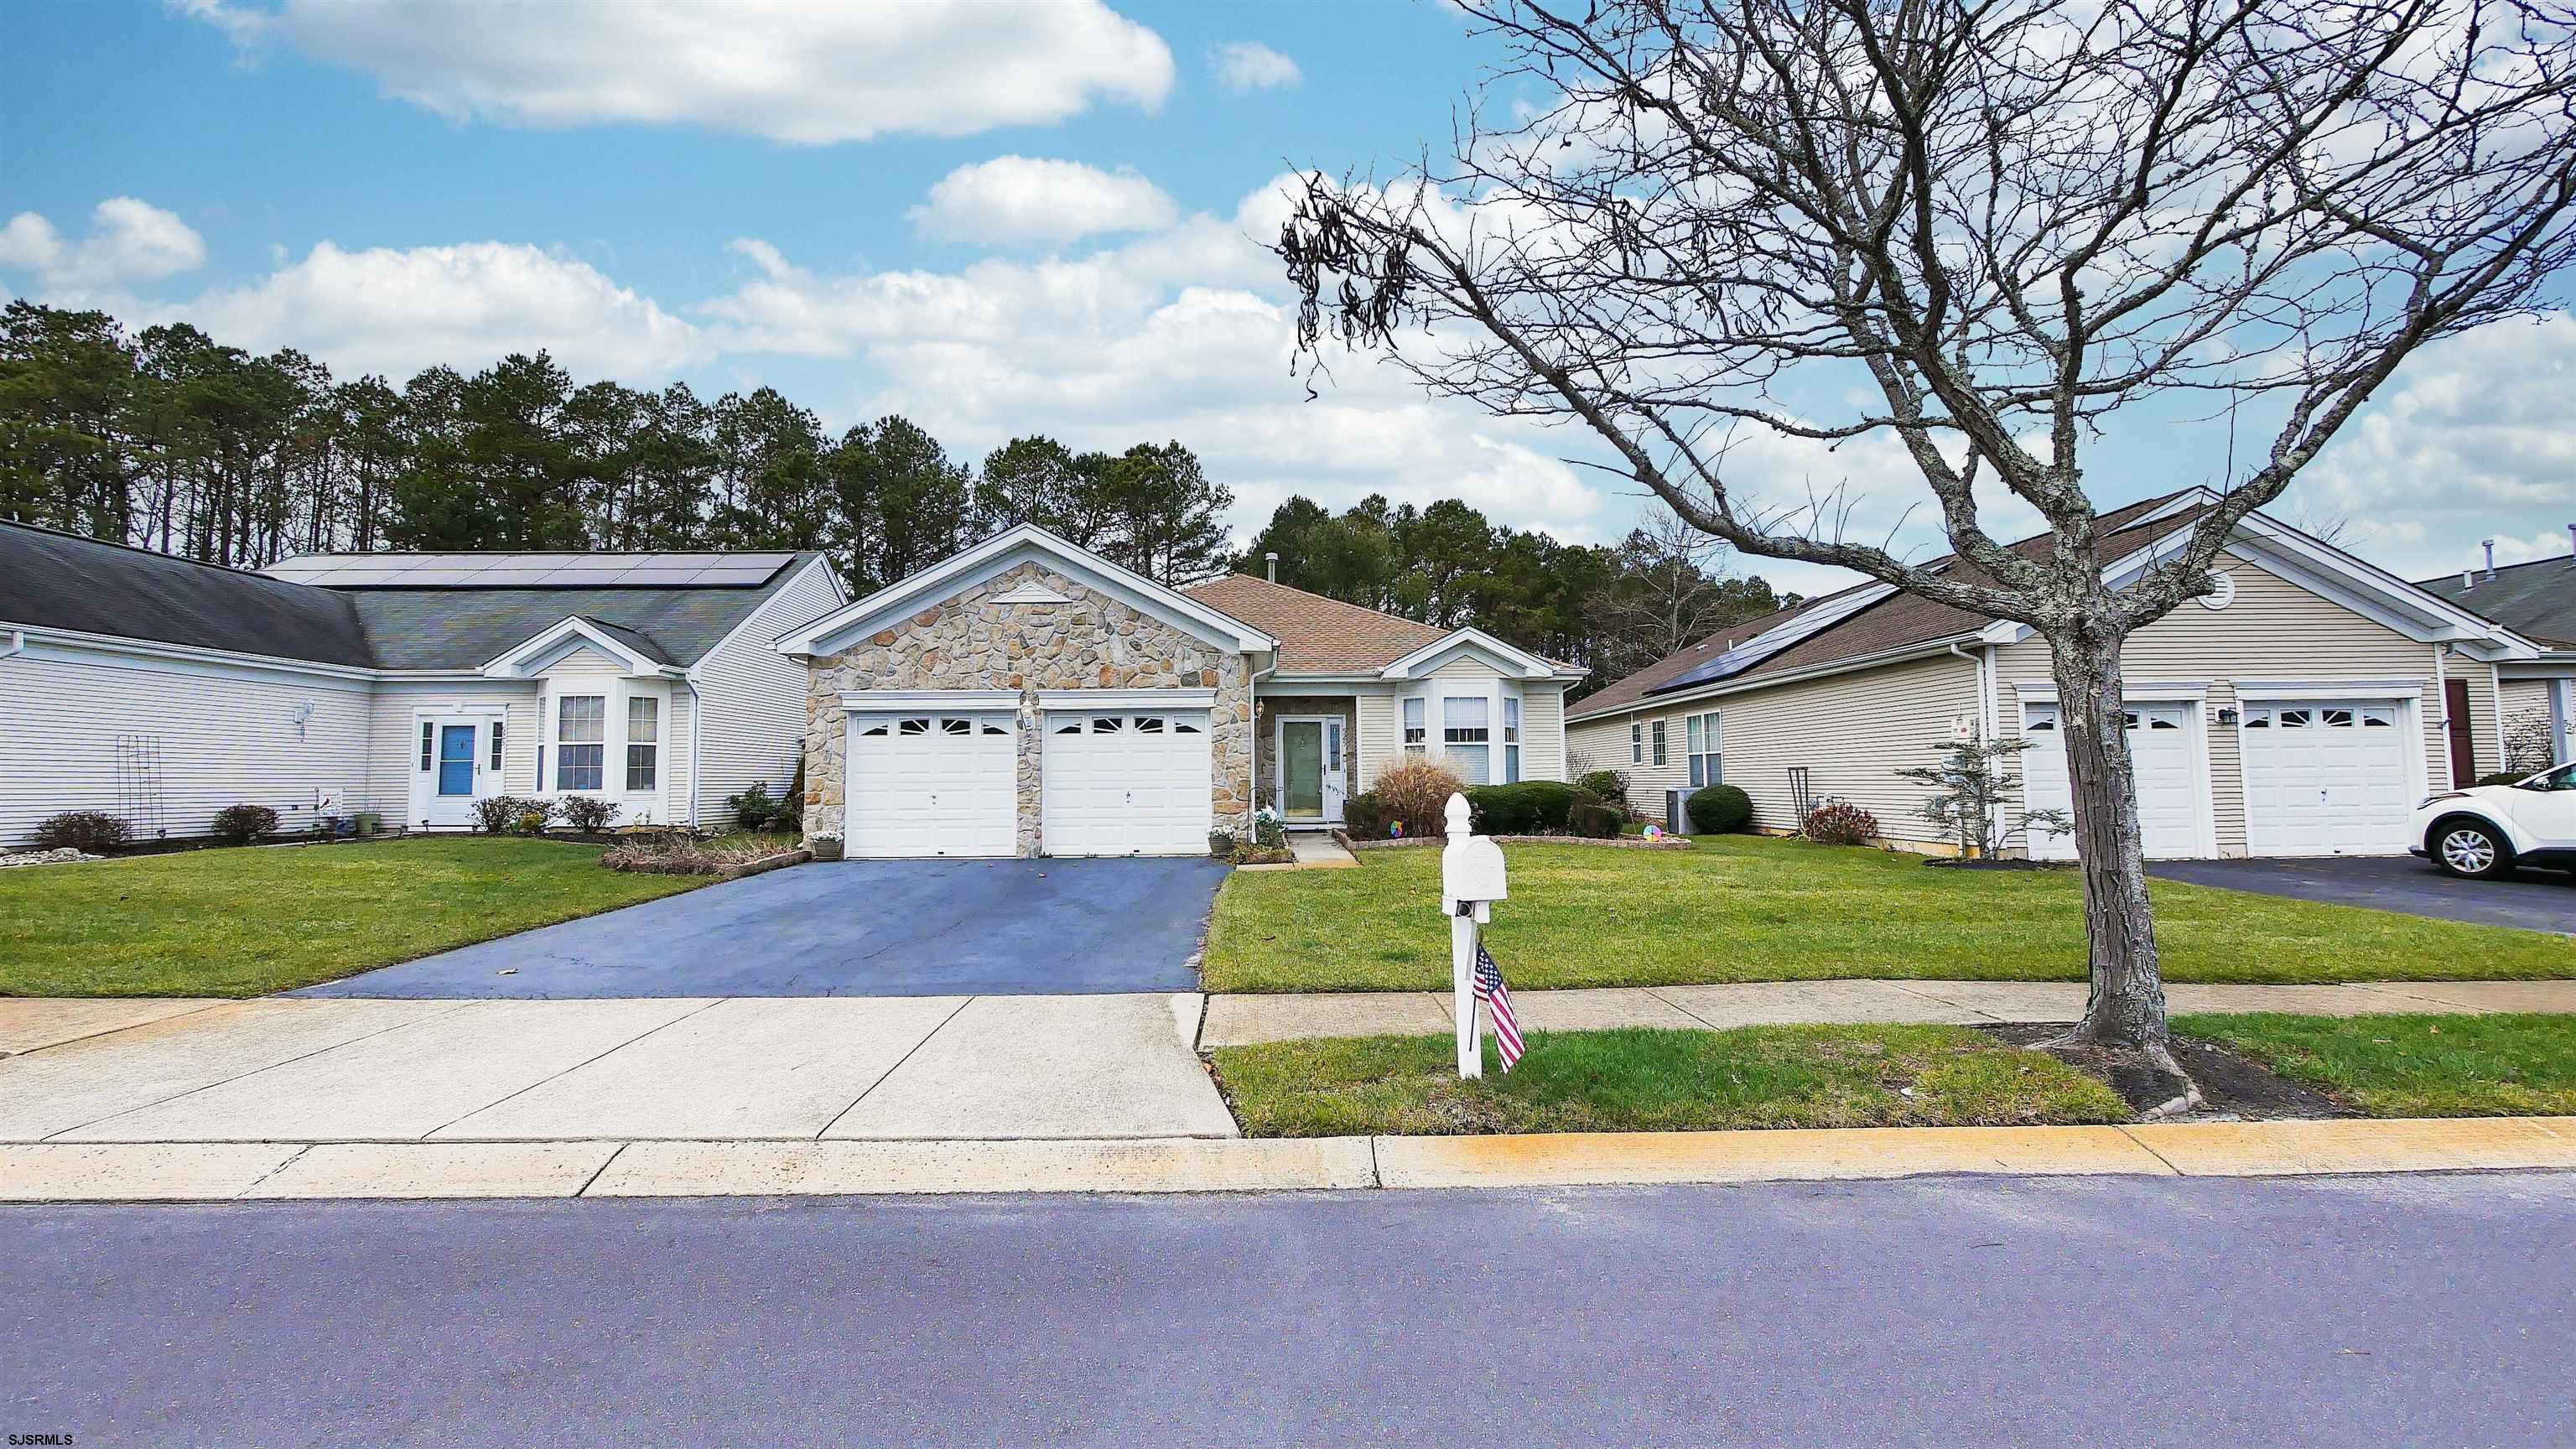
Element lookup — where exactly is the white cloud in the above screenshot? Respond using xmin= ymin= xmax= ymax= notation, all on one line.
xmin=2299 ymin=310 xmax=2576 ymax=579
xmin=906 ymin=158 xmax=1179 ymax=247
xmin=1210 ymin=40 xmax=1300 ymax=92
xmin=174 ymin=240 xmax=704 ymax=383
xmin=0 ymin=198 xmax=206 ymax=293
xmin=180 ymin=0 xmax=1175 ymax=143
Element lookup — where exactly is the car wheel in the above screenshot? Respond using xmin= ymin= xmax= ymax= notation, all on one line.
xmin=2430 ymin=819 xmax=2511 ymax=880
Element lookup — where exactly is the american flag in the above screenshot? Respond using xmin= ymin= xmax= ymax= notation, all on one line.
xmin=1473 ymin=942 xmax=1524 ymax=1072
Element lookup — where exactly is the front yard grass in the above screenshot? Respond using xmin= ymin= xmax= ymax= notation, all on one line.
xmin=1204 ymin=837 xmax=2576 ymax=992
xmin=2178 ymin=1012 xmax=2576 ymax=1118
xmin=1211 ymin=1023 xmax=2129 ymax=1136
xmin=0 ymin=837 xmax=706 ymax=997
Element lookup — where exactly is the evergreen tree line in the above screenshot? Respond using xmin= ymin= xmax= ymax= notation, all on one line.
xmin=1 ymin=299 xmax=1789 ymax=687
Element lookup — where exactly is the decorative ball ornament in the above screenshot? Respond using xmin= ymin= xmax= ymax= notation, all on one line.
xmin=1389 ymin=822 xmax=1404 ymax=839
xmin=1640 ymin=823 xmax=1666 ymax=842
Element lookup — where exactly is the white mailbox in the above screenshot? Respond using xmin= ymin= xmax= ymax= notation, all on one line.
xmin=1436 ymin=792 xmax=1509 ymax=1078
xmin=1439 ymin=795 xmax=1509 ymax=922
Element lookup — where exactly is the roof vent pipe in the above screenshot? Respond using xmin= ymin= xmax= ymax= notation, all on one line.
xmin=2566 ymin=522 xmax=2574 ymax=567
xmin=1264 ymin=551 xmax=1279 ymax=583
xmin=2482 ymin=538 xmax=2496 ymax=581
xmin=2461 ymin=569 xmax=2475 ymax=590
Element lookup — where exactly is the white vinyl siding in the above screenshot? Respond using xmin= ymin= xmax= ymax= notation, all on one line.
xmin=363 ymin=681 xmax=538 ymax=826
xmin=1521 ymin=686 xmax=1568 ymax=783
xmin=696 ymin=556 xmax=845 ymax=827
xmin=1994 ymin=548 xmax=2478 ymax=855
xmin=1355 ymin=692 xmax=1401 ymax=790
xmin=0 ymin=644 xmax=374 ymax=847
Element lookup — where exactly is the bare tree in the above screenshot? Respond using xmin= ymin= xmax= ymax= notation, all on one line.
xmin=1277 ymin=0 xmax=2576 ymax=1067
xmin=1588 ymin=504 xmax=1784 ymax=680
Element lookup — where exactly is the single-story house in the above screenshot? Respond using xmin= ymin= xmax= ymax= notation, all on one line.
xmin=0 ymin=520 xmax=846 ymax=846
xmin=775 ymin=523 xmax=1587 ymax=858
xmin=1566 ymin=489 xmax=2548 ymax=860
xmin=2418 ymin=546 xmax=2576 ymax=769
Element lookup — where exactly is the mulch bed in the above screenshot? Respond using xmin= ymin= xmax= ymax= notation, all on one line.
xmin=1979 ymin=1022 xmax=2356 ymax=1120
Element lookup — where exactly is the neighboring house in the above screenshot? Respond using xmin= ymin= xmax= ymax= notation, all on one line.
xmin=2418 ymin=548 xmax=2576 ymax=770
xmin=776 ymin=523 xmax=1586 ymax=859
xmin=0 ymin=521 xmax=846 ymax=846
xmin=1566 ymin=490 xmax=2545 ymax=860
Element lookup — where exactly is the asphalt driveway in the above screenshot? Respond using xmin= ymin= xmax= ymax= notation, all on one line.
xmin=293 ymin=858 xmax=1229 ymax=998
xmin=2149 ymin=855 xmax=2576 ymax=934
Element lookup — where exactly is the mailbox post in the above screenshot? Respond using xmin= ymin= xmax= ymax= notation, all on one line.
xmin=1437 ymin=792 xmax=1508 ymax=1079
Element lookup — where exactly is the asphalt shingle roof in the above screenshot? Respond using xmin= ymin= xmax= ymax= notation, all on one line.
xmin=0 ymin=522 xmax=377 ymax=667
xmin=0 ymin=522 xmax=823 ymax=672
xmin=1183 ymin=574 xmax=1450 ymax=673
xmin=2418 ymin=556 xmax=2576 ymax=647
xmin=1567 ymin=493 xmax=2198 ymax=721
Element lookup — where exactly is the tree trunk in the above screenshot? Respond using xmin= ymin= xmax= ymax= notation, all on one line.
xmin=2045 ymin=627 xmax=2170 ymax=1052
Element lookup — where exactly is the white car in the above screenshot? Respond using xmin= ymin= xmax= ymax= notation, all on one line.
xmin=2412 ymin=761 xmax=2576 ymax=879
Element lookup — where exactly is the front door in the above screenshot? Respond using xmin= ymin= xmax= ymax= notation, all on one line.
xmin=1278 ymin=717 xmax=1346 ymax=825
xmin=411 ymin=713 xmax=504 ymax=829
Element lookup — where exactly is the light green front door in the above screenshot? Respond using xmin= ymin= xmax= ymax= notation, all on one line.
xmin=1281 ymin=719 xmax=1324 ymax=819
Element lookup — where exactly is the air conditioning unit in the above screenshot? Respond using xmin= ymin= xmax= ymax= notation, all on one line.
xmin=1665 ymin=787 xmax=1690 ymax=836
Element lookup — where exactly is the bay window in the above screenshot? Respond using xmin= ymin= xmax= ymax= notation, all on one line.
xmin=626 ymin=695 xmax=659 ymax=792
xmin=1687 ymin=710 xmax=1722 ymax=787
xmin=556 ymin=694 xmax=605 ymax=792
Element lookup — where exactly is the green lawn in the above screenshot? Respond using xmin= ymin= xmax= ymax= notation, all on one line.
xmin=2179 ymin=1012 xmax=2576 ymax=1118
xmin=1205 ymin=837 xmax=2576 ymax=991
xmin=0 ymin=837 xmax=707 ymax=997
xmin=1211 ymin=1024 xmax=2129 ymax=1136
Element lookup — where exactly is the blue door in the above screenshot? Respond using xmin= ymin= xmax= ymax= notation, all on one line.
xmin=438 ymin=724 xmax=476 ymax=797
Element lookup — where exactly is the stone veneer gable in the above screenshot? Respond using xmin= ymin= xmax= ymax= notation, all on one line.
xmin=801 ymin=561 xmax=1254 ymax=856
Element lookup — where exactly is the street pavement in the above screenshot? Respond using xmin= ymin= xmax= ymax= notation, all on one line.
xmin=4 ymin=1171 xmax=2570 ymax=1446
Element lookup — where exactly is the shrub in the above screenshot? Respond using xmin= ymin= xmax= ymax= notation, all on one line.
xmin=1685 ymin=784 xmax=1753 ymax=834
xmin=1566 ymin=791 xmax=1623 ymax=839
xmin=1801 ymin=799 xmax=1880 ymax=846
xmin=211 ymin=803 xmax=281 ymax=844
xmin=1467 ymin=781 xmax=1578 ymax=834
xmin=1343 ymin=790 xmax=1395 ymax=839
xmin=2475 ymin=770 xmax=2532 ymax=787
xmin=1253 ymin=807 xmax=1287 ymax=849
xmin=514 ymin=803 xmax=555 ymax=836
xmin=33 ymin=811 xmax=129 ymax=854
xmin=557 ymin=796 xmax=620 ymax=833
xmin=1573 ymin=768 xmax=1630 ymax=812
xmin=601 ymin=832 xmax=789 ymax=875
xmin=1208 ymin=828 xmax=1237 ymax=858
xmin=1372 ymin=758 xmax=1470 ymax=837
xmin=727 ymin=781 xmax=784 ymax=832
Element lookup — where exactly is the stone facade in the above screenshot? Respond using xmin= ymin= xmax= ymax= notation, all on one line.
xmin=1253 ymin=695 xmax=1357 ymax=822
xmin=801 ymin=561 xmax=1254 ymax=856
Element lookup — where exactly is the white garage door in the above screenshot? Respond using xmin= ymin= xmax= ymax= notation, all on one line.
xmin=2022 ymin=700 xmax=2204 ymax=860
xmin=844 ymin=712 xmax=1017 ymax=858
xmin=1042 ymin=709 xmax=1213 ymax=856
xmin=2241 ymin=699 xmax=2414 ymax=856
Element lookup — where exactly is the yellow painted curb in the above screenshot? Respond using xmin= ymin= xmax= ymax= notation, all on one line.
xmin=1372 ymin=1125 xmax=2170 ymax=1189
xmin=2121 ymin=1116 xmax=2576 ymax=1177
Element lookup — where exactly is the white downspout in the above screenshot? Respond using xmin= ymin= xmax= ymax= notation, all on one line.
xmin=2433 ymin=643 xmax=2454 ymax=784
xmin=1949 ymin=641 xmax=1998 ymax=739
xmin=2 ymin=628 xmax=24 ymax=659
xmin=682 ymin=672 xmax=704 ymax=829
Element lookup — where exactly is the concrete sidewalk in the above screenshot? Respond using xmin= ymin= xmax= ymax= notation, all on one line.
xmin=1198 ymin=978 xmax=2576 ymax=1046
xmin=0 ymin=994 xmax=1233 ymax=1145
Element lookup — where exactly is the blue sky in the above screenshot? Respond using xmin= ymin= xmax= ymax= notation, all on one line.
xmin=4 ymin=0 xmax=2569 ymax=596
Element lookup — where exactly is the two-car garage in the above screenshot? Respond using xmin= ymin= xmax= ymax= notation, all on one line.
xmin=841 ymin=694 xmax=1215 ymax=860
xmin=2020 ymin=689 xmax=2423 ymax=860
